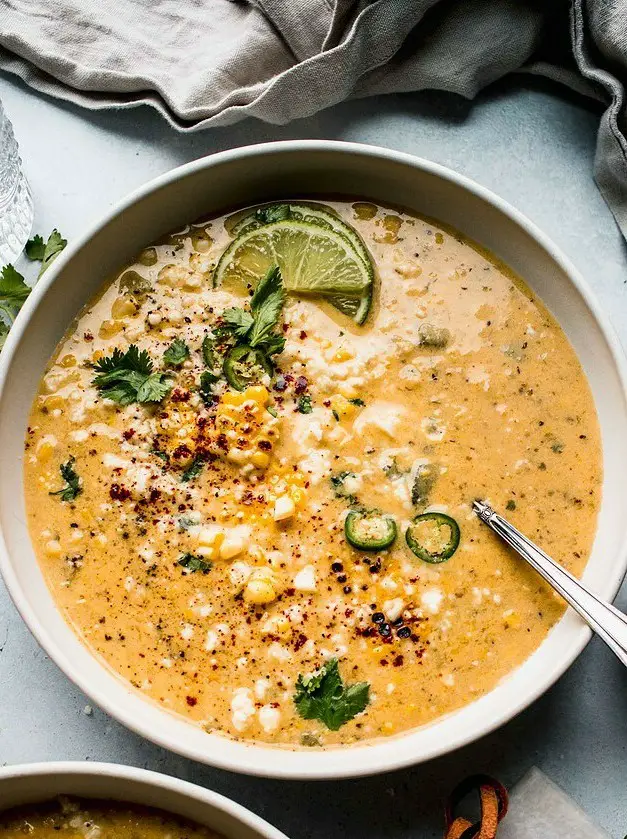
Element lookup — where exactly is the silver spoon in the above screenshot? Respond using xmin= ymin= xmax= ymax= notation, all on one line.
xmin=473 ymin=500 xmax=627 ymax=667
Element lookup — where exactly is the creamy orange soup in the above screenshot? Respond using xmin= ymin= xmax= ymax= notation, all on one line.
xmin=24 ymin=200 xmax=601 ymax=747
xmin=0 ymin=798 xmax=221 ymax=839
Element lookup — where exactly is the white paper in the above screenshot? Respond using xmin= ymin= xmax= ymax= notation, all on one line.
xmin=499 ymin=767 xmax=610 ymax=839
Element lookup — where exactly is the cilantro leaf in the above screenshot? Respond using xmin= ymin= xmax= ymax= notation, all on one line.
xmin=221 ymin=308 xmax=254 ymax=341
xmin=181 ymin=456 xmax=205 ymax=482
xmin=248 ymin=266 xmax=285 ymax=350
xmin=50 ymin=457 xmax=82 ymax=502
xmin=254 ymin=204 xmax=291 ymax=225
xmin=294 ymin=658 xmax=369 ymax=731
xmin=25 ymin=235 xmax=45 ymax=261
xmin=178 ymin=553 xmax=212 ymax=574
xmin=297 ymin=394 xmax=313 ymax=414
xmin=0 ymin=265 xmax=31 ymax=321
xmin=38 ymin=229 xmax=67 ymax=278
xmin=199 ymin=370 xmax=218 ymax=404
xmin=349 ymin=398 xmax=365 ymax=407
xmin=92 ymin=345 xmax=171 ymax=405
xmin=0 ymin=321 xmax=8 ymax=351
xmin=163 ymin=337 xmax=190 ymax=367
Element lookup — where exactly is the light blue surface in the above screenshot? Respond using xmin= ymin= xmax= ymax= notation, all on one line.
xmin=0 ymin=73 xmax=626 ymax=838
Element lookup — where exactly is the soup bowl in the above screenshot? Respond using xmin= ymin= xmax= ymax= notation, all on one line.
xmin=0 ymin=762 xmax=288 ymax=839
xmin=1 ymin=140 xmax=627 ymax=778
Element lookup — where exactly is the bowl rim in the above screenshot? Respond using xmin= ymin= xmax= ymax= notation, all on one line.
xmin=0 ymin=761 xmax=288 ymax=839
xmin=1 ymin=139 xmax=627 ymax=779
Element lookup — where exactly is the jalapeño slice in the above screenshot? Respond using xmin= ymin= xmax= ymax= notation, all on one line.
xmin=345 ymin=509 xmax=397 ymax=551
xmin=223 ymin=344 xmax=272 ymax=391
xmin=405 ymin=512 xmax=460 ymax=563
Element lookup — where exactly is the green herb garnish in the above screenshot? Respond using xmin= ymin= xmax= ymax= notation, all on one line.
xmin=267 ymin=405 xmax=278 ymax=418
xmin=255 ymin=204 xmax=291 ymax=224
xmin=26 ymin=229 xmax=67 ymax=278
xmin=50 ymin=457 xmax=82 ymax=502
xmin=0 ymin=321 xmax=8 ymax=351
xmin=294 ymin=658 xmax=370 ymax=731
xmin=349 ymin=398 xmax=365 ymax=407
xmin=163 ymin=338 xmax=190 ymax=367
xmin=178 ymin=553 xmax=212 ymax=574
xmin=218 ymin=266 xmax=286 ymax=359
xmin=297 ymin=395 xmax=313 ymax=414
xmin=92 ymin=345 xmax=171 ymax=405
xmin=181 ymin=456 xmax=205 ymax=483
xmin=0 ymin=265 xmax=31 ymax=326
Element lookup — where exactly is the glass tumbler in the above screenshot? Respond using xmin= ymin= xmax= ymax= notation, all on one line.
xmin=0 ymin=98 xmax=33 ymax=264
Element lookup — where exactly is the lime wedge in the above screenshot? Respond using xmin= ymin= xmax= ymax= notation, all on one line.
xmin=214 ymin=219 xmax=374 ymax=325
xmin=230 ymin=202 xmax=371 ymax=268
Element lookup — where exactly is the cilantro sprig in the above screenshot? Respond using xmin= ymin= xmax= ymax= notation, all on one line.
xmin=219 ymin=266 xmax=286 ymax=359
xmin=163 ymin=337 xmax=189 ymax=367
xmin=92 ymin=345 xmax=171 ymax=405
xmin=294 ymin=658 xmax=370 ymax=731
xmin=50 ymin=457 xmax=82 ymax=502
xmin=0 ymin=265 xmax=31 ymax=325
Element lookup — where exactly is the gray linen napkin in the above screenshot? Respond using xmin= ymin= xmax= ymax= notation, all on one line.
xmin=0 ymin=0 xmax=626 ymax=238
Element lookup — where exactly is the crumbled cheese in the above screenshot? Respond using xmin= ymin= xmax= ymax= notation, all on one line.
xmin=258 ymin=705 xmax=281 ymax=733
xmin=294 ymin=565 xmax=317 ymax=592
xmin=383 ymin=598 xmax=404 ymax=623
xmin=254 ymin=679 xmax=269 ymax=700
xmin=274 ymin=495 xmax=295 ymax=521
xmin=421 ymin=587 xmax=444 ymax=614
xmin=103 ymin=453 xmax=128 ymax=469
xmin=231 ymin=688 xmax=256 ymax=731
xmin=354 ymin=402 xmax=406 ymax=438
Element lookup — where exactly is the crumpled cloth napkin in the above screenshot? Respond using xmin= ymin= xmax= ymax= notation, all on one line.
xmin=0 ymin=0 xmax=626 ymax=238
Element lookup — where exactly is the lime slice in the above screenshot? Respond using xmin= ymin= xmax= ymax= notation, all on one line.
xmin=214 ymin=219 xmax=374 ymax=324
xmin=230 ymin=202 xmax=371 ymax=268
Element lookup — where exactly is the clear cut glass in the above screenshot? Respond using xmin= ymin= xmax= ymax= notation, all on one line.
xmin=0 ymin=99 xmax=33 ymax=264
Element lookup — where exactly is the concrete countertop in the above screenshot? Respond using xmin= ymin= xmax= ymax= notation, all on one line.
xmin=0 ymin=72 xmax=625 ymax=838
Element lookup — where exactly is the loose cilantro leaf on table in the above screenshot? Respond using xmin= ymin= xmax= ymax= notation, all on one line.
xmin=26 ymin=229 xmax=67 ymax=278
xmin=50 ymin=457 xmax=82 ymax=502
xmin=294 ymin=658 xmax=370 ymax=731
xmin=178 ymin=553 xmax=212 ymax=573
xmin=25 ymin=235 xmax=45 ymax=261
xmin=92 ymin=345 xmax=171 ymax=405
xmin=0 ymin=264 xmax=31 ymax=321
xmin=163 ymin=337 xmax=190 ymax=367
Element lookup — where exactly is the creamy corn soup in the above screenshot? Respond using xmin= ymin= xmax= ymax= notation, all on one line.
xmin=24 ymin=200 xmax=601 ymax=747
xmin=0 ymin=798 xmax=221 ymax=839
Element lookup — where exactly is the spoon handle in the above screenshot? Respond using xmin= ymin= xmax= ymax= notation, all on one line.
xmin=473 ymin=500 xmax=627 ymax=668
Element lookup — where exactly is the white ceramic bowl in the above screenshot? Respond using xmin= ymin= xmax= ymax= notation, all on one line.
xmin=1 ymin=141 xmax=627 ymax=779
xmin=0 ymin=762 xmax=288 ymax=839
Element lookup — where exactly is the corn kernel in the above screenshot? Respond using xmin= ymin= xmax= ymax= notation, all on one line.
xmin=196 ymin=546 xmax=215 ymax=560
xmin=45 ymin=539 xmax=62 ymax=557
xmin=99 ymin=319 xmax=123 ymax=339
xmin=59 ymin=354 xmax=76 ymax=368
xmin=157 ymin=264 xmax=188 ymax=287
xmin=273 ymin=495 xmax=295 ymax=521
xmin=111 ymin=296 xmax=137 ymax=320
xmin=288 ymin=485 xmax=306 ymax=506
xmin=243 ymin=570 xmax=277 ymax=605
xmin=330 ymin=395 xmax=356 ymax=420
xmin=43 ymin=394 xmax=65 ymax=412
xmin=197 ymin=526 xmax=221 ymax=547
xmin=36 ymin=437 xmax=57 ymax=461
xmin=246 ymin=385 xmax=269 ymax=405
xmin=219 ymin=532 xmax=246 ymax=561
xmin=333 ymin=347 xmax=353 ymax=363
xmin=381 ymin=721 xmax=395 ymax=734
xmin=251 ymin=451 xmax=270 ymax=469
xmin=262 ymin=615 xmax=291 ymax=639
xmin=222 ymin=391 xmax=247 ymax=407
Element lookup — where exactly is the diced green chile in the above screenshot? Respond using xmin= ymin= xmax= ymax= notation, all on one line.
xmin=405 ymin=512 xmax=460 ymax=563
xmin=345 ymin=510 xmax=397 ymax=551
xmin=223 ymin=344 xmax=273 ymax=391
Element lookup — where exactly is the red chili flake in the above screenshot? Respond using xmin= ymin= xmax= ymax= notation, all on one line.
xmin=110 ymin=484 xmax=131 ymax=501
xmin=299 ymin=330 xmax=307 ymax=340
xmin=83 ymin=331 xmax=94 ymax=342
xmin=258 ymin=440 xmax=272 ymax=451
xmin=172 ymin=444 xmax=192 ymax=460
xmin=393 ymin=655 xmax=404 ymax=667
xmin=294 ymin=633 xmax=308 ymax=651
xmin=186 ymin=696 xmax=198 ymax=707
xmin=285 ymin=587 xmax=295 ymax=597
xmin=122 ymin=429 xmax=135 ymax=440
xmin=216 ymin=433 xmax=229 ymax=451
xmin=170 ymin=388 xmax=190 ymax=403
xmin=149 ymin=488 xmax=161 ymax=503
xmin=323 ymin=399 xmax=331 ymax=407
xmin=294 ymin=376 xmax=308 ymax=394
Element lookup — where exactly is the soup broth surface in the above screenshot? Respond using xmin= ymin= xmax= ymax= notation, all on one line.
xmin=0 ymin=798 xmax=221 ymax=839
xmin=24 ymin=200 xmax=601 ymax=747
